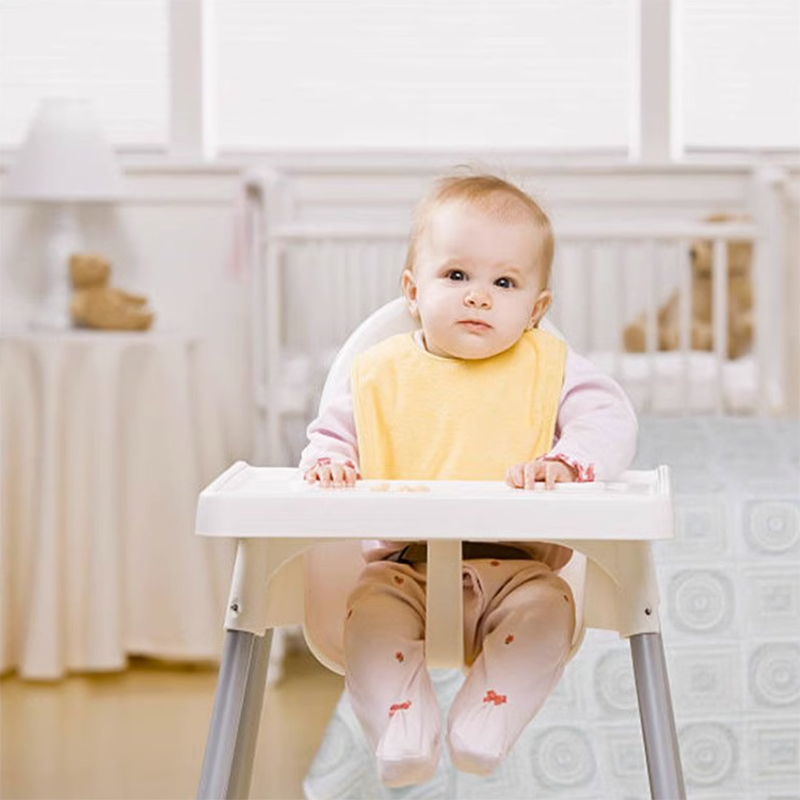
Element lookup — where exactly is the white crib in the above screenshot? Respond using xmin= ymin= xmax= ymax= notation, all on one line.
xmin=244 ymin=165 xmax=791 ymax=468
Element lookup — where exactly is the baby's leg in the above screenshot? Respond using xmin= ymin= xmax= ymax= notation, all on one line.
xmin=344 ymin=560 xmax=441 ymax=787
xmin=448 ymin=561 xmax=575 ymax=776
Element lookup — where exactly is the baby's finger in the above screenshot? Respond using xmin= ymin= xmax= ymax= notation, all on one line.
xmin=318 ymin=465 xmax=334 ymax=487
xmin=506 ymin=464 xmax=524 ymax=488
xmin=523 ymin=461 xmax=541 ymax=490
xmin=542 ymin=461 xmax=552 ymax=490
xmin=343 ymin=465 xmax=358 ymax=486
xmin=330 ymin=462 xmax=345 ymax=486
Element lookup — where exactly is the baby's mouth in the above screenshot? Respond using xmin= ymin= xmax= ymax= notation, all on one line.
xmin=459 ymin=319 xmax=491 ymax=331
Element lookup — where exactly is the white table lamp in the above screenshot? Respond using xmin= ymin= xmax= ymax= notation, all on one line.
xmin=4 ymin=98 xmax=125 ymax=329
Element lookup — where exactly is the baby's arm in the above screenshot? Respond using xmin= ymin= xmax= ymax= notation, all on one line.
xmin=507 ymin=347 xmax=638 ymax=490
xmin=548 ymin=347 xmax=638 ymax=480
xmin=300 ymin=379 xmax=361 ymax=488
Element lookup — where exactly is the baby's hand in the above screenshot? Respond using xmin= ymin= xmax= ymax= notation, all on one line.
xmin=304 ymin=458 xmax=359 ymax=488
xmin=506 ymin=457 xmax=577 ymax=490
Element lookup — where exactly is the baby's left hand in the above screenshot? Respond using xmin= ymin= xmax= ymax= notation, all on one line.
xmin=506 ymin=457 xmax=577 ymax=490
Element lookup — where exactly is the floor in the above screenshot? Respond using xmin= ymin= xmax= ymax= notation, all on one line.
xmin=0 ymin=649 xmax=344 ymax=800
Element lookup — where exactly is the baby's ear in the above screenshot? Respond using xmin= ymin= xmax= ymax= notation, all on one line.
xmin=401 ymin=270 xmax=419 ymax=316
xmin=528 ymin=289 xmax=552 ymax=328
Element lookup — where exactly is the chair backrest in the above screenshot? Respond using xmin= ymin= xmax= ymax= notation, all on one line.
xmin=317 ymin=297 xmax=418 ymax=410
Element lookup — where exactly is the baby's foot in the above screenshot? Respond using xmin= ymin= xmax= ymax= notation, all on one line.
xmin=447 ymin=689 xmax=511 ymax=776
xmin=375 ymin=698 xmax=441 ymax=787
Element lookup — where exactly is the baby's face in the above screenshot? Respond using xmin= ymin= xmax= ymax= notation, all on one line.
xmin=402 ymin=200 xmax=551 ymax=360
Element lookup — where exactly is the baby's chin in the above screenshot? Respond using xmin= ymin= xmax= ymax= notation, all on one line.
xmin=433 ymin=339 xmax=516 ymax=361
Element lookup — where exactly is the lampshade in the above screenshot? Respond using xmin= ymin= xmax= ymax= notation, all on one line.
xmin=4 ymin=98 xmax=124 ymax=202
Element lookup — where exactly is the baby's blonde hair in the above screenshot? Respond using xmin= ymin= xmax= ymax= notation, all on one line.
xmin=404 ymin=173 xmax=555 ymax=288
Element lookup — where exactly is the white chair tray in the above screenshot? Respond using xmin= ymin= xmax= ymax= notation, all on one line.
xmin=195 ymin=462 xmax=673 ymax=543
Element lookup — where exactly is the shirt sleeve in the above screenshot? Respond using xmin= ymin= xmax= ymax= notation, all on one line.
xmin=543 ymin=347 xmax=639 ymax=480
xmin=298 ymin=372 xmax=360 ymax=472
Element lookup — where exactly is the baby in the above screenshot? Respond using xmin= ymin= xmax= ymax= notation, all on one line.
xmin=300 ymin=173 xmax=638 ymax=786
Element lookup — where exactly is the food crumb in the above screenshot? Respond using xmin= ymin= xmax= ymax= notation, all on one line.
xmin=370 ymin=483 xmax=431 ymax=492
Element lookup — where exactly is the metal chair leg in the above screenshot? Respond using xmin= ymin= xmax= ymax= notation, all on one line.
xmin=630 ymin=632 xmax=686 ymax=800
xmin=197 ymin=629 xmax=273 ymax=800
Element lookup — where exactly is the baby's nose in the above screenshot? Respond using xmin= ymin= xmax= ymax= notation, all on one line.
xmin=465 ymin=288 xmax=491 ymax=309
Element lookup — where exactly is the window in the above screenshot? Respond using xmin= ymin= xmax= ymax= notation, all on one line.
xmin=0 ymin=0 xmax=169 ymax=148
xmin=2 ymin=0 xmax=795 ymax=158
xmin=214 ymin=0 xmax=633 ymax=151
xmin=678 ymin=0 xmax=800 ymax=151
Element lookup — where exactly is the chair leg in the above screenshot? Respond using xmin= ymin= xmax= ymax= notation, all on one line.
xmin=197 ymin=629 xmax=273 ymax=800
xmin=630 ymin=632 xmax=686 ymax=800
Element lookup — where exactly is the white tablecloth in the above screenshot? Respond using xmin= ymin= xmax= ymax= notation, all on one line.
xmin=0 ymin=330 xmax=239 ymax=679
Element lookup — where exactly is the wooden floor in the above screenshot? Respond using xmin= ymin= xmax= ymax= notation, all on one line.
xmin=0 ymin=649 xmax=344 ymax=800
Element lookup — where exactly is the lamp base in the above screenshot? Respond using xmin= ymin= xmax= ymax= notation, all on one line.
xmin=29 ymin=302 xmax=73 ymax=331
xmin=32 ymin=203 xmax=80 ymax=331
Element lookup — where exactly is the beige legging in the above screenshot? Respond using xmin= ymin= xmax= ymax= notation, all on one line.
xmin=343 ymin=557 xmax=576 ymax=786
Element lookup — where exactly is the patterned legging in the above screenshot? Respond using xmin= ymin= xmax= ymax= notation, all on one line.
xmin=343 ymin=557 xmax=575 ymax=786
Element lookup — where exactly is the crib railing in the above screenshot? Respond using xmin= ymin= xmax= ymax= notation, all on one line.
xmin=551 ymin=221 xmax=761 ymax=415
xmin=246 ymin=170 xmax=786 ymax=465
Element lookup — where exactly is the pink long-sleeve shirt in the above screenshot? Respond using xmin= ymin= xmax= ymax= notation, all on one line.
xmin=299 ymin=339 xmax=638 ymax=566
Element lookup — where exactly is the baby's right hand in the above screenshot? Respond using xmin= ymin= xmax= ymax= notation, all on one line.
xmin=304 ymin=458 xmax=359 ymax=488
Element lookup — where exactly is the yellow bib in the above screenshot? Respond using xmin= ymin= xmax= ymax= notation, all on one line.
xmin=351 ymin=330 xmax=566 ymax=481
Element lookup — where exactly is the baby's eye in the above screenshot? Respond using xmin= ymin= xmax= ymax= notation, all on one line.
xmin=447 ymin=270 xmax=467 ymax=281
xmin=495 ymin=276 xmax=515 ymax=289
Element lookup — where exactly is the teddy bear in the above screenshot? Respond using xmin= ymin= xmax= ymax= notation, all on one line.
xmin=622 ymin=214 xmax=754 ymax=359
xmin=69 ymin=253 xmax=155 ymax=331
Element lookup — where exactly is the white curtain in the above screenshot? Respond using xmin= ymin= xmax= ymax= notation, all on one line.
xmin=679 ymin=0 xmax=800 ymax=150
xmin=0 ymin=0 xmax=168 ymax=147
xmin=214 ymin=0 xmax=633 ymax=151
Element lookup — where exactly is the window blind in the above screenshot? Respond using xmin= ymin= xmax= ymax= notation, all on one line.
xmin=214 ymin=0 xmax=633 ymax=151
xmin=680 ymin=0 xmax=800 ymax=151
xmin=0 ymin=0 xmax=168 ymax=148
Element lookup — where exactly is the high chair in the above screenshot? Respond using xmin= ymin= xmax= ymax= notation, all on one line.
xmin=196 ymin=298 xmax=686 ymax=800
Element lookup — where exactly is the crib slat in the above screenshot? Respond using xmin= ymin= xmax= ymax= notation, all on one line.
xmin=752 ymin=167 xmax=786 ymax=415
xmin=677 ymin=240 xmax=692 ymax=414
xmin=643 ymin=239 xmax=658 ymax=414
xmin=583 ymin=243 xmax=594 ymax=354
xmin=251 ymin=210 xmax=267 ymax=462
xmin=711 ymin=239 xmax=728 ymax=415
xmin=611 ymin=242 xmax=623 ymax=382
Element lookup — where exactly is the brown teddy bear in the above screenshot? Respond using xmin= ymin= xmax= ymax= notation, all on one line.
xmin=622 ymin=214 xmax=754 ymax=359
xmin=69 ymin=253 xmax=155 ymax=331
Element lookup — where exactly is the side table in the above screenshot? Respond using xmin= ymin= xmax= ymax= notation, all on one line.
xmin=0 ymin=329 xmax=236 ymax=679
